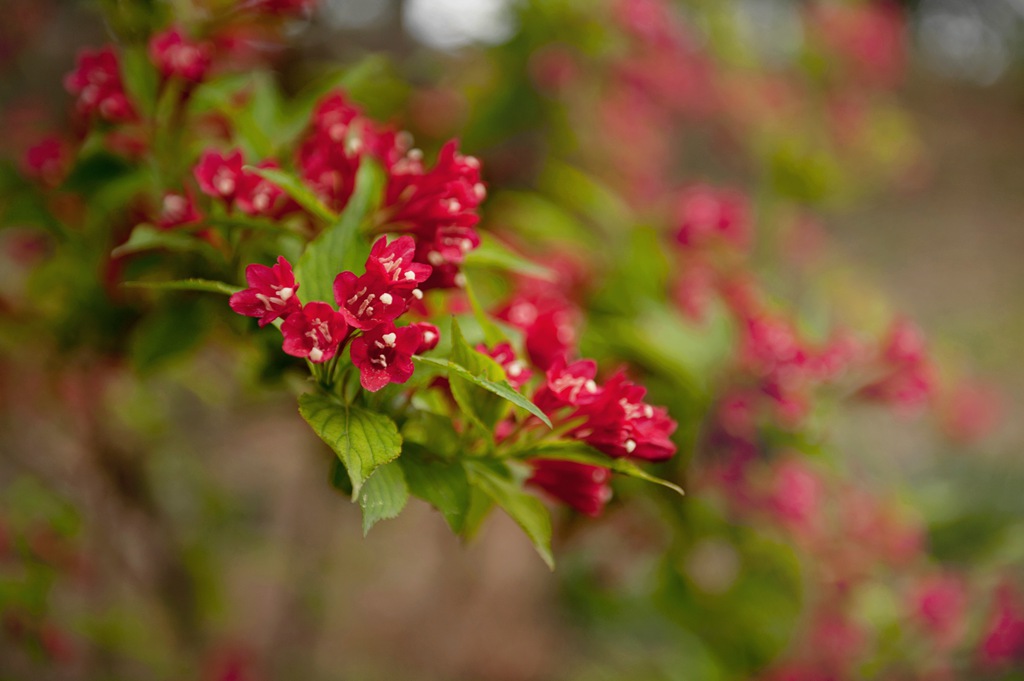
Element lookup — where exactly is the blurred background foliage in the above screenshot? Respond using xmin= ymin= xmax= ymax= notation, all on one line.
xmin=2 ymin=0 xmax=1024 ymax=679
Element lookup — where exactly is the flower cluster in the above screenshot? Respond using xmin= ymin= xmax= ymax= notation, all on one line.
xmin=229 ymin=236 xmax=436 ymax=391
xmin=193 ymin=150 xmax=295 ymax=218
xmin=296 ymin=92 xmax=485 ymax=290
xmin=63 ymin=47 xmax=137 ymax=123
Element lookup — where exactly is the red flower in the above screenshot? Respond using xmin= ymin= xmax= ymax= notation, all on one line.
xmin=64 ymin=46 xmax=137 ymax=123
xmin=297 ymin=92 xmax=365 ymax=212
xmin=149 ymin=27 xmax=213 ymax=83
xmin=245 ymin=0 xmax=316 ymax=16
xmin=236 ymin=160 xmax=293 ymax=217
xmin=533 ymin=357 xmax=600 ymax=414
xmin=476 ymin=342 xmax=532 ymax=389
xmin=349 ymin=323 xmax=421 ymax=391
xmin=156 ymin=190 xmax=203 ymax=229
xmin=408 ymin=322 xmax=440 ymax=353
xmin=527 ymin=459 xmax=612 ymax=517
xmin=911 ymin=573 xmax=968 ymax=649
xmin=980 ymin=582 xmax=1024 ymax=666
xmin=365 ymin=235 xmax=432 ymax=294
xmin=573 ymin=371 xmax=677 ymax=461
xmin=333 ymin=270 xmax=409 ymax=330
xmin=229 ymin=256 xmax=301 ymax=326
xmin=496 ymin=291 xmax=580 ymax=371
xmin=194 ymin=149 xmax=245 ymax=203
xmin=280 ymin=302 xmax=347 ymax=363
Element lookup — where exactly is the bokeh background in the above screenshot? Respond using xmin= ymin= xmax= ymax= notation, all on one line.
xmin=2 ymin=1 xmax=1024 ymax=679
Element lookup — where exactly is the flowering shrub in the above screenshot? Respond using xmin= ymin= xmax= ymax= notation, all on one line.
xmin=0 ymin=0 xmax=1020 ymax=679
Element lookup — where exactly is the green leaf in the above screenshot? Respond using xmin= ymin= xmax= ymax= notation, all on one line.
xmin=400 ymin=445 xmax=470 ymax=533
xmin=120 ymin=46 xmax=159 ymax=119
xmin=293 ymin=160 xmax=385 ymax=305
xmin=413 ymin=354 xmax=553 ymax=429
xmin=466 ymin=461 xmax=554 ymax=569
xmin=519 ymin=442 xmax=685 ymax=498
xmin=358 ymin=460 xmax=409 ymax=535
xmin=244 ymin=166 xmax=337 ymax=224
xmin=298 ymin=393 xmax=402 ymax=498
xmin=111 ymin=224 xmax=221 ymax=260
xmin=448 ymin=318 xmax=511 ymax=432
xmin=463 ymin=232 xmax=556 ymax=280
xmin=121 ymin=279 xmax=240 ymax=295
xmin=129 ymin=299 xmax=210 ymax=374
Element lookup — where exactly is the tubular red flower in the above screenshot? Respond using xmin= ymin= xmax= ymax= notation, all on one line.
xmin=155 ymin=190 xmax=203 ymax=229
xmin=527 ymin=458 xmax=613 ymax=517
xmin=365 ymin=235 xmax=432 ymax=294
xmin=333 ymin=270 xmax=409 ymax=330
xmin=572 ymin=371 xmax=677 ymax=461
xmin=229 ymin=256 xmax=301 ymax=327
xmin=149 ymin=28 xmax=213 ymax=83
xmin=407 ymin=322 xmax=440 ymax=353
xmin=280 ymin=302 xmax=347 ymax=364
xmin=349 ymin=323 xmax=421 ymax=392
xmin=64 ymin=46 xmax=138 ymax=123
xmin=194 ymin=150 xmax=245 ymax=203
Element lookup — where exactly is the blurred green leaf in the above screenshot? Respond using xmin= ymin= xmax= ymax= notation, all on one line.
xmin=400 ymin=445 xmax=470 ymax=533
xmin=121 ymin=278 xmax=240 ymax=295
xmin=298 ymin=393 xmax=402 ymax=498
xmin=112 ymin=224 xmax=222 ymax=261
xmin=466 ymin=460 xmax=554 ymax=569
xmin=129 ymin=298 xmax=210 ymax=373
xmin=463 ymin=233 xmax=556 ymax=280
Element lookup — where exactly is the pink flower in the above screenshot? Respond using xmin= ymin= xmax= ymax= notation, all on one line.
xmin=333 ymin=270 xmax=408 ymax=330
xmin=194 ymin=150 xmax=245 ymax=203
xmin=22 ymin=137 xmax=70 ymax=186
xmin=365 ymin=235 xmax=432 ymax=294
xmin=527 ymin=459 xmax=612 ymax=517
xmin=156 ymin=190 xmax=203 ymax=229
xmin=768 ymin=458 xmax=823 ymax=536
xmin=149 ymin=28 xmax=212 ymax=83
xmin=229 ymin=256 xmax=301 ymax=326
xmin=979 ymin=582 xmax=1024 ymax=667
xmin=408 ymin=322 xmax=440 ymax=353
xmin=911 ymin=573 xmax=967 ymax=649
xmin=476 ymin=342 xmax=532 ymax=389
xmin=280 ymin=302 xmax=347 ymax=363
xmin=64 ymin=46 xmax=137 ymax=123
xmin=349 ymin=323 xmax=421 ymax=391
xmin=674 ymin=184 xmax=750 ymax=251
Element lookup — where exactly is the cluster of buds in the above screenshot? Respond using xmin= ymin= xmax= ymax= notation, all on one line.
xmin=229 ymin=236 xmax=437 ymax=392
xmin=63 ymin=47 xmax=137 ymax=124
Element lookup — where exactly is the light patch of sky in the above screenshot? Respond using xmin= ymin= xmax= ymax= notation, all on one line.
xmin=321 ymin=0 xmax=393 ymax=29
xmin=916 ymin=0 xmax=1015 ymax=85
xmin=403 ymin=0 xmax=516 ymax=51
xmin=732 ymin=0 xmax=804 ymax=66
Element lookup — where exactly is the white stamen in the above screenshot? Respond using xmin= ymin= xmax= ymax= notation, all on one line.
xmin=454 ymin=273 xmax=467 ymax=288
xmin=412 ymin=288 xmax=423 ymax=300
xmin=309 ymin=347 xmax=324 ymax=362
xmin=584 ymin=379 xmax=598 ymax=393
xmin=404 ymin=271 xmax=416 ymax=280
xmin=473 ymin=183 xmax=486 ymax=201
xmin=507 ymin=361 xmax=524 ymax=377
xmin=278 ymin=287 xmax=294 ymax=301
xmin=644 ymin=405 xmax=654 ymax=418
xmin=423 ymin=331 xmax=437 ymax=344
xmin=427 ymin=251 xmax=445 ymax=266
xmin=379 ymin=292 xmax=393 ymax=305
xmin=381 ymin=332 xmax=397 ymax=347
xmin=624 ymin=439 xmax=637 ymax=454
